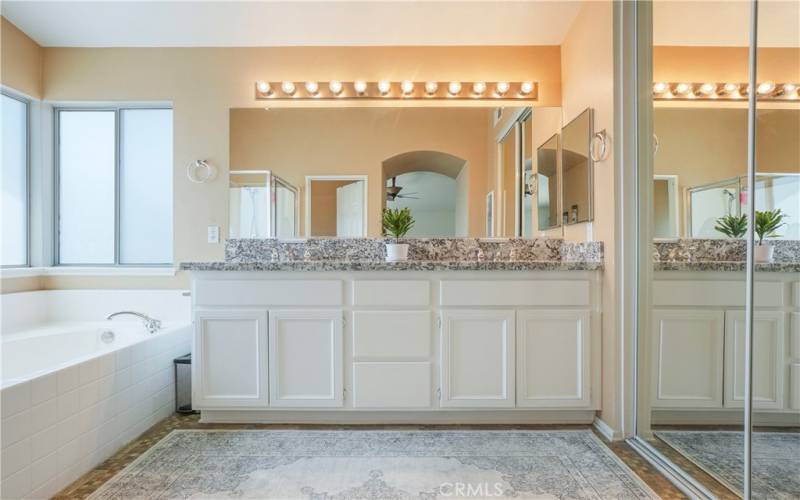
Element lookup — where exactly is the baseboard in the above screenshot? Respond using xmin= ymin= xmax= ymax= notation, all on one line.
xmin=593 ymin=417 xmax=622 ymax=441
xmin=200 ymin=410 xmax=597 ymax=425
xmin=652 ymin=409 xmax=800 ymax=427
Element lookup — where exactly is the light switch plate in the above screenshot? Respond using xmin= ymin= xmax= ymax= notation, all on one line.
xmin=207 ymin=225 xmax=220 ymax=244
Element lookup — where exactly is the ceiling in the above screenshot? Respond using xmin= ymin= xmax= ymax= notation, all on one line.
xmin=2 ymin=0 xmax=797 ymax=48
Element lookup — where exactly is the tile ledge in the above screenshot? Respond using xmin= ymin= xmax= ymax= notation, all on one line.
xmin=1 ymin=266 xmax=177 ymax=278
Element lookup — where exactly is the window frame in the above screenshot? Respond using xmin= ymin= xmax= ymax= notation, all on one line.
xmin=1 ymin=89 xmax=32 ymax=268
xmin=54 ymin=105 xmax=173 ymax=267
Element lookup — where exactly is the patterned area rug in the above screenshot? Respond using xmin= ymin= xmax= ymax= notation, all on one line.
xmin=656 ymin=430 xmax=800 ymax=499
xmin=88 ymin=430 xmax=657 ymax=499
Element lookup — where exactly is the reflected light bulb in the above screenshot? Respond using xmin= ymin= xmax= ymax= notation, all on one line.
xmin=699 ymin=83 xmax=716 ymax=96
xmin=495 ymin=82 xmax=510 ymax=96
xmin=519 ymin=81 xmax=533 ymax=96
xmin=652 ymin=82 xmax=668 ymax=94
xmin=425 ymin=81 xmax=439 ymax=95
xmin=354 ymin=80 xmax=368 ymax=94
xmin=723 ymin=83 xmax=739 ymax=94
xmin=757 ymin=81 xmax=776 ymax=95
xmin=377 ymin=80 xmax=392 ymax=95
xmin=304 ymin=81 xmax=319 ymax=95
xmin=472 ymin=82 xmax=486 ymax=95
xmin=281 ymin=81 xmax=296 ymax=95
xmin=674 ymin=83 xmax=691 ymax=95
xmin=401 ymin=81 xmax=415 ymax=95
xmin=448 ymin=81 xmax=462 ymax=96
xmin=256 ymin=81 xmax=271 ymax=94
xmin=329 ymin=80 xmax=343 ymax=95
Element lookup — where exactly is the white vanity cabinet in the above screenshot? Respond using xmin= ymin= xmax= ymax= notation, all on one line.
xmin=189 ymin=270 xmax=601 ymax=423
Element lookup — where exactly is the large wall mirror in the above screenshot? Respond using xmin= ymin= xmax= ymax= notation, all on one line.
xmin=228 ymin=106 xmax=563 ymax=239
xmin=560 ymin=108 xmax=594 ymax=225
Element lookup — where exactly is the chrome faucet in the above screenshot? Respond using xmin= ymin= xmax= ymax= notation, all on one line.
xmin=106 ymin=311 xmax=162 ymax=334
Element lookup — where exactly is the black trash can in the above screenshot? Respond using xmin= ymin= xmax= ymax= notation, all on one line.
xmin=174 ymin=353 xmax=196 ymax=414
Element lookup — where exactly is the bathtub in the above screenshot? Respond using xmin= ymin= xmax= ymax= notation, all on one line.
xmin=0 ymin=290 xmax=191 ymax=499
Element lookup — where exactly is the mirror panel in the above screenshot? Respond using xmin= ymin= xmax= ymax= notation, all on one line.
xmin=536 ymin=134 xmax=559 ymax=231
xmin=561 ymin=108 xmax=593 ymax=225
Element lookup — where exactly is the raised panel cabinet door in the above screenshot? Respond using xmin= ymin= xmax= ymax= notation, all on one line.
xmin=269 ymin=310 xmax=343 ymax=407
xmin=516 ymin=310 xmax=591 ymax=408
xmin=650 ymin=309 xmax=724 ymax=408
xmin=440 ymin=310 xmax=515 ymax=408
xmin=193 ymin=309 xmax=268 ymax=408
xmin=724 ymin=310 xmax=786 ymax=410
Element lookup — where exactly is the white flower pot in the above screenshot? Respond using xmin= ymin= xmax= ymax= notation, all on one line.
xmin=385 ymin=243 xmax=409 ymax=262
xmin=754 ymin=244 xmax=774 ymax=263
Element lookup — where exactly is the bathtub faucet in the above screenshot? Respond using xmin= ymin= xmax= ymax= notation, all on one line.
xmin=106 ymin=311 xmax=162 ymax=334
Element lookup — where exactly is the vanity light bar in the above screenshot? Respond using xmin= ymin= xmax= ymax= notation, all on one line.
xmin=254 ymin=81 xmax=537 ymax=101
xmin=652 ymin=81 xmax=800 ymax=101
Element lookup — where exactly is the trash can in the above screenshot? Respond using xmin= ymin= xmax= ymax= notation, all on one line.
xmin=174 ymin=353 xmax=196 ymax=414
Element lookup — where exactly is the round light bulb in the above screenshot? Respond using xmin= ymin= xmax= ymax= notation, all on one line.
xmin=519 ymin=81 xmax=533 ymax=96
xmin=757 ymin=81 xmax=776 ymax=95
xmin=424 ymin=81 xmax=439 ymax=95
xmin=472 ymin=82 xmax=486 ymax=95
xmin=401 ymin=81 xmax=415 ymax=95
xmin=304 ymin=81 xmax=319 ymax=95
xmin=329 ymin=80 xmax=343 ymax=95
xmin=722 ymin=83 xmax=739 ymax=95
xmin=782 ymin=83 xmax=797 ymax=94
xmin=675 ymin=83 xmax=691 ymax=95
xmin=354 ymin=80 xmax=368 ymax=94
xmin=377 ymin=80 xmax=392 ymax=95
xmin=495 ymin=82 xmax=510 ymax=96
xmin=652 ymin=82 xmax=668 ymax=94
xmin=448 ymin=81 xmax=462 ymax=96
xmin=281 ymin=81 xmax=296 ymax=95
xmin=699 ymin=83 xmax=716 ymax=95
xmin=257 ymin=81 xmax=271 ymax=94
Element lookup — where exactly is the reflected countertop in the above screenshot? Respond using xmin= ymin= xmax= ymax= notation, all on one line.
xmin=654 ymin=261 xmax=800 ymax=273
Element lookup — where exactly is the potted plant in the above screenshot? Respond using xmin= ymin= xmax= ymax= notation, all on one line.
xmin=382 ymin=207 xmax=414 ymax=261
xmin=714 ymin=214 xmax=747 ymax=238
xmin=754 ymin=209 xmax=786 ymax=263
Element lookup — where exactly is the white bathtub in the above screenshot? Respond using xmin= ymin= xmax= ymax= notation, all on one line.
xmin=0 ymin=290 xmax=191 ymax=499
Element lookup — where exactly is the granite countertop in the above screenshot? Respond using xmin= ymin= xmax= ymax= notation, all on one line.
xmin=180 ymin=260 xmax=604 ymax=272
xmin=654 ymin=261 xmax=800 ymax=272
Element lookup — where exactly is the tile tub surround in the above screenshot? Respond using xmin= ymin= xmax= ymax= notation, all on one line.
xmin=654 ymin=239 xmax=800 ymax=272
xmin=0 ymin=327 xmax=192 ymax=500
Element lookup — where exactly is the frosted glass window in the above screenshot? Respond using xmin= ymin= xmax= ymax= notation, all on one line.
xmin=1 ymin=94 xmax=28 ymax=266
xmin=119 ymin=109 xmax=173 ymax=263
xmin=58 ymin=111 xmax=116 ymax=264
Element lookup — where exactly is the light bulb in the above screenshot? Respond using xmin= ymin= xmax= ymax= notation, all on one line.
xmin=256 ymin=81 xmax=271 ymax=94
xmin=401 ymin=81 xmax=415 ymax=95
xmin=699 ymin=83 xmax=716 ymax=96
xmin=519 ymin=81 xmax=533 ymax=96
xmin=354 ymin=80 xmax=368 ymax=94
xmin=425 ymin=81 xmax=439 ymax=95
xmin=782 ymin=83 xmax=797 ymax=94
xmin=329 ymin=80 xmax=343 ymax=95
xmin=448 ymin=81 xmax=462 ymax=96
xmin=472 ymin=82 xmax=486 ymax=95
xmin=377 ymin=80 xmax=392 ymax=95
xmin=723 ymin=83 xmax=739 ymax=95
xmin=757 ymin=81 xmax=776 ymax=95
xmin=495 ymin=82 xmax=510 ymax=96
xmin=281 ymin=81 xmax=296 ymax=95
xmin=652 ymin=82 xmax=668 ymax=94
xmin=304 ymin=81 xmax=319 ymax=95
xmin=674 ymin=83 xmax=691 ymax=95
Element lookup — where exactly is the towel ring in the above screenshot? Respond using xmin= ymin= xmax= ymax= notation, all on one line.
xmin=187 ymin=160 xmax=217 ymax=183
xmin=590 ymin=130 xmax=610 ymax=162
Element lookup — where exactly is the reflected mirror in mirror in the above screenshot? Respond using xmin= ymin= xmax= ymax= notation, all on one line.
xmin=229 ymin=106 xmax=560 ymax=238
xmin=229 ymin=170 xmax=298 ymax=239
xmin=561 ymin=108 xmax=594 ymax=225
xmin=653 ymin=175 xmax=679 ymax=239
xmin=536 ymin=134 xmax=559 ymax=231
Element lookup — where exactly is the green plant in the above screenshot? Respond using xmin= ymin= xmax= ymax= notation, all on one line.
xmin=382 ymin=207 xmax=415 ymax=238
xmin=755 ymin=209 xmax=786 ymax=245
xmin=714 ymin=214 xmax=748 ymax=239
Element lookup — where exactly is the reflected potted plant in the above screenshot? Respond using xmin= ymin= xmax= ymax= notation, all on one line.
xmin=714 ymin=214 xmax=747 ymax=239
xmin=755 ymin=209 xmax=786 ymax=263
xmin=383 ymin=207 xmax=414 ymax=262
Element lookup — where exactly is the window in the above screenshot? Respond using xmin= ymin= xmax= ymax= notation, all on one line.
xmin=57 ymin=108 xmax=173 ymax=265
xmin=1 ymin=92 xmax=29 ymax=267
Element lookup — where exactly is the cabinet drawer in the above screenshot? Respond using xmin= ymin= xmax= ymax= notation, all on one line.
xmin=352 ymin=362 xmax=431 ymax=408
xmin=653 ymin=280 xmax=783 ymax=307
xmin=440 ymin=280 xmax=590 ymax=307
xmin=352 ymin=311 xmax=431 ymax=359
xmin=194 ymin=280 xmax=342 ymax=306
xmin=353 ymin=280 xmax=430 ymax=306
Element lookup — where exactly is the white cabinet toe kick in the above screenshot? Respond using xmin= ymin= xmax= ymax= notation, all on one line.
xmin=190 ymin=270 xmax=602 ymax=423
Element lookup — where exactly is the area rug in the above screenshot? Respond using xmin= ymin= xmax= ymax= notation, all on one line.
xmin=656 ymin=430 xmax=800 ymax=499
xmin=88 ymin=429 xmax=657 ymax=499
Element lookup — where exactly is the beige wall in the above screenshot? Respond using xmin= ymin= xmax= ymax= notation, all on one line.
xmin=0 ymin=17 xmax=42 ymax=98
xmin=654 ymin=46 xmax=800 ymax=84
xmin=559 ymin=0 xmax=618 ymax=429
xmin=230 ymin=107 xmax=492 ymax=236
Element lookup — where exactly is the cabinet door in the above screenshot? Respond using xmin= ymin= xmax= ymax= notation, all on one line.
xmin=440 ymin=310 xmax=515 ymax=408
xmin=193 ymin=309 xmax=268 ymax=408
xmin=269 ymin=310 xmax=343 ymax=407
xmin=651 ymin=309 xmax=724 ymax=408
xmin=724 ymin=310 xmax=785 ymax=409
xmin=516 ymin=310 xmax=591 ymax=407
